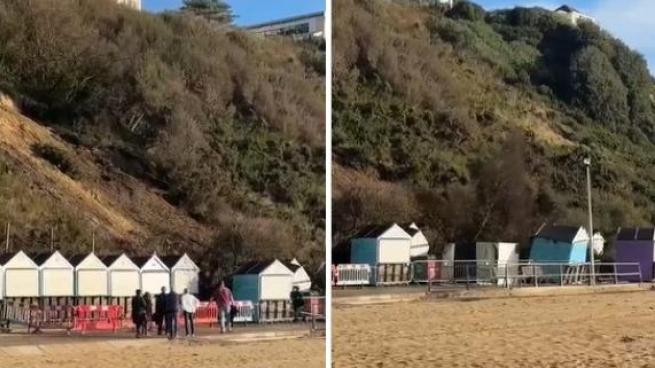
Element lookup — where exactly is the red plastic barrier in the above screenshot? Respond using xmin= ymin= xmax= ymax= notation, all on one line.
xmin=72 ymin=305 xmax=123 ymax=333
xmin=303 ymin=297 xmax=325 ymax=317
xmin=194 ymin=302 xmax=218 ymax=326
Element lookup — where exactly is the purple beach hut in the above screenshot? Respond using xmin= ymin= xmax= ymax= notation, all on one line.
xmin=615 ymin=227 xmax=655 ymax=282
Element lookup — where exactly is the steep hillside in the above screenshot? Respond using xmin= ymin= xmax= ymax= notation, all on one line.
xmin=0 ymin=0 xmax=324 ymax=276
xmin=333 ymin=0 xmax=655 ymax=255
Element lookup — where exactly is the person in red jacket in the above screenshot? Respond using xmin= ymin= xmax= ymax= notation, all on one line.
xmin=215 ymin=281 xmax=234 ymax=333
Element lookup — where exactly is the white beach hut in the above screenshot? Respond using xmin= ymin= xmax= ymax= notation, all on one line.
xmin=0 ymin=251 xmax=39 ymax=297
xmin=70 ymin=253 xmax=108 ymax=297
xmin=283 ymin=258 xmax=312 ymax=292
xmin=162 ymin=254 xmax=200 ymax=294
xmin=476 ymin=242 xmax=519 ymax=285
xmin=133 ymin=254 xmax=170 ymax=295
xmin=102 ymin=254 xmax=140 ymax=297
xmin=32 ymin=251 xmax=74 ymax=297
xmin=402 ymin=223 xmax=430 ymax=259
xmin=232 ymin=259 xmax=294 ymax=303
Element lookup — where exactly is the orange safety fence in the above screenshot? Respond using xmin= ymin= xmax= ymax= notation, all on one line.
xmin=72 ymin=305 xmax=124 ymax=333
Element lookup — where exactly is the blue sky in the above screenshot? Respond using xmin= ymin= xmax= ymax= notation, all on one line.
xmin=143 ymin=0 xmax=324 ymax=26
xmin=478 ymin=0 xmax=655 ymax=75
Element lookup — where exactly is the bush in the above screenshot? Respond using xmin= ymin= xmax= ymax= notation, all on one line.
xmin=447 ymin=1 xmax=486 ymax=22
xmin=32 ymin=144 xmax=79 ymax=178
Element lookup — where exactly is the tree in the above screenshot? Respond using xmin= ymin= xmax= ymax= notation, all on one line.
xmin=181 ymin=0 xmax=234 ymax=25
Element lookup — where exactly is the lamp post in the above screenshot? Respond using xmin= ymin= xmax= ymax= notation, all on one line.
xmin=584 ymin=157 xmax=595 ymax=285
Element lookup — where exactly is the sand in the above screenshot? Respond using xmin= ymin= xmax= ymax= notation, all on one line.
xmin=0 ymin=336 xmax=325 ymax=368
xmin=334 ymin=290 xmax=655 ymax=367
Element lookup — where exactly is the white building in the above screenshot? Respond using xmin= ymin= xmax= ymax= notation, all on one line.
xmin=162 ymin=254 xmax=200 ymax=294
xmin=402 ymin=223 xmax=430 ymax=259
xmin=476 ymin=242 xmax=519 ymax=285
xmin=232 ymin=259 xmax=295 ymax=303
xmin=554 ymin=5 xmax=595 ymax=26
xmin=246 ymin=12 xmax=324 ymax=40
xmin=102 ymin=253 xmax=141 ymax=297
xmin=71 ymin=253 xmax=108 ymax=297
xmin=283 ymin=258 xmax=312 ymax=292
xmin=33 ymin=251 xmax=74 ymax=297
xmin=133 ymin=254 xmax=170 ymax=295
xmin=116 ymin=0 xmax=141 ymax=10
xmin=0 ymin=251 xmax=39 ymax=297
xmin=350 ymin=223 xmax=412 ymax=266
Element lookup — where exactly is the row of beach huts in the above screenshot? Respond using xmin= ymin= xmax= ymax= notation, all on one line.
xmin=0 ymin=250 xmax=315 ymax=305
xmin=333 ymin=223 xmax=655 ymax=282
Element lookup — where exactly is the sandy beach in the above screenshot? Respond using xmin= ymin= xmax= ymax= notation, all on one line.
xmin=0 ymin=335 xmax=324 ymax=368
xmin=334 ymin=290 xmax=655 ymax=367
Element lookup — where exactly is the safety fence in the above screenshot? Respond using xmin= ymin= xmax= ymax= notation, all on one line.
xmin=332 ymin=260 xmax=643 ymax=290
xmin=303 ymin=296 xmax=325 ymax=336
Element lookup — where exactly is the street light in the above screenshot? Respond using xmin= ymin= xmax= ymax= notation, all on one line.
xmin=584 ymin=157 xmax=595 ymax=285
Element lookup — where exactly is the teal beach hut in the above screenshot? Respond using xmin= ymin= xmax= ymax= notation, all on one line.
xmin=529 ymin=225 xmax=589 ymax=264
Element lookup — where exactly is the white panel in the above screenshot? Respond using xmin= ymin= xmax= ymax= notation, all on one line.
xmin=378 ymin=239 xmax=411 ymax=263
xmin=77 ymin=270 xmax=108 ymax=296
xmin=6 ymin=269 xmax=39 ymax=297
xmin=260 ymin=275 xmax=293 ymax=300
xmin=110 ymin=270 xmax=140 ymax=297
xmin=141 ymin=272 xmax=170 ymax=295
xmin=172 ymin=271 xmax=198 ymax=294
xmin=42 ymin=269 xmax=74 ymax=296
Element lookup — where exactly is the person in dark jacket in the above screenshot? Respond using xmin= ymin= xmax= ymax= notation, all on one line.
xmin=290 ymin=286 xmax=305 ymax=322
xmin=131 ymin=289 xmax=147 ymax=338
xmin=155 ymin=287 xmax=166 ymax=335
xmin=164 ymin=289 xmax=179 ymax=340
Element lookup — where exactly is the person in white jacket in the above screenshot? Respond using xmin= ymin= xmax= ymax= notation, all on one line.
xmin=181 ymin=288 xmax=200 ymax=337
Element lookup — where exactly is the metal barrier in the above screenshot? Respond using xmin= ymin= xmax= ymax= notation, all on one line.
xmin=258 ymin=300 xmax=293 ymax=323
xmin=303 ymin=296 xmax=325 ymax=336
xmin=374 ymin=263 xmax=411 ymax=285
xmin=334 ymin=264 xmax=372 ymax=286
xmin=232 ymin=300 xmax=255 ymax=323
xmin=422 ymin=260 xmax=643 ymax=291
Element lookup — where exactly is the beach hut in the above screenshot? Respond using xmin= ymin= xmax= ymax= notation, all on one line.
xmin=232 ymin=259 xmax=294 ymax=303
xmin=350 ymin=223 xmax=412 ymax=283
xmin=476 ymin=242 xmax=519 ymax=285
xmin=70 ymin=253 xmax=108 ymax=297
xmin=0 ymin=251 xmax=39 ymax=298
xmin=162 ymin=254 xmax=200 ymax=294
xmin=133 ymin=253 xmax=170 ymax=295
xmin=615 ymin=227 xmax=655 ymax=282
xmin=32 ymin=251 xmax=74 ymax=297
xmin=529 ymin=225 xmax=589 ymax=264
xmin=102 ymin=253 xmax=140 ymax=297
xmin=283 ymin=258 xmax=312 ymax=291
xmin=401 ymin=223 xmax=430 ymax=259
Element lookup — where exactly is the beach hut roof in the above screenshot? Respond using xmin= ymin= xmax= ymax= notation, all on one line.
xmin=352 ymin=223 xmax=412 ymax=239
xmin=617 ymin=227 xmax=655 ymax=241
xmin=234 ymin=260 xmax=274 ymax=274
xmin=234 ymin=259 xmax=293 ymax=276
xmin=132 ymin=254 xmax=168 ymax=270
xmin=281 ymin=259 xmax=302 ymax=272
xmin=161 ymin=253 xmax=199 ymax=270
xmin=535 ymin=225 xmax=585 ymax=243
xmin=69 ymin=253 xmax=91 ymax=267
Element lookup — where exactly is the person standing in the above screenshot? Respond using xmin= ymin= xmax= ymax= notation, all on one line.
xmin=181 ymin=288 xmax=199 ymax=337
xmin=155 ymin=286 xmax=166 ymax=335
xmin=164 ymin=288 xmax=179 ymax=340
xmin=216 ymin=281 xmax=234 ymax=333
xmin=143 ymin=292 xmax=153 ymax=336
xmin=131 ymin=289 xmax=147 ymax=338
xmin=290 ymin=286 xmax=305 ymax=322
